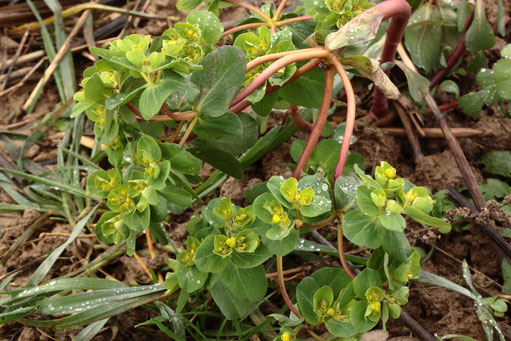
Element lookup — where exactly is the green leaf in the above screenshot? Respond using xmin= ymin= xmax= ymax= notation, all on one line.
xmin=84 ymin=73 xmax=105 ymax=104
xmin=209 ymin=277 xmax=259 ymax=320
xmin=350 ymin=300 xmax=378 ymax=333
xmin=325 ymin=7 xmax=384 ymax=51
xmin=187 ymin=146 xmax=243 ymax=179
xmin=122 ymin=208 xmax=150 ymax=232
xmin=378 ymin=212 xmax=406 ymax=231
xmin=230 ymin=244 xmax=272 ymax=268
xmin=352 ymin=269 xmax=382 ymax=299
xmin=26 ymin=207 xmax=97 ymax=287
xmin=296 ymin=277 xmax=320 ymax=324
xmin=193 ymin=112 xmax=243 ymax=138
xmin=437 ymin=80 xmax=460 ymax=97
xmin=191 ymin=46 xmax=247 ymax=117
xmin=159 ymin=182 xmax=193 ymax=207
xmin=176 ymin=0 xmax=203 ymax=11
xmin=326 ymin=319 xmax=358 ymax=338
xmin=177 ymin=265 xmax=208 ymax=293
xmin=356 ymin=185 xmax=380 ymax=216
xmin=394 ymin=61 xmax=430 ymax=102
xmin=480 ymin=150 xmax=511 ymax=177
xmin=187 ymin=11 xmax=223 ymax=44
xmin=261 ymin=225 xmax=299 ymax=257
xmin=457 ymin=0 xmax=468 ymax=32
xmin=313 ymin=285 xmax=334 ymax=312
xmin=160 ymin=143 xmax=201 ymax=175
xmin=221 ymin=263 xmax=267 ymax=302
xmin=404 ymin=3 xmax=442 ymax=73
xmin=465 ymin=0 xmax=495 ymax=52
xmin=502 ymin=259 xmax=511 ymax=295
xmin=497 ymin=0 xmax=505 ymax=36
xmin=137 ymin=135 xmax=162 ymax=162
xmin=195 ymin=235 xmax=229 ymax=274
xmin=335 ymin=174 xmax=361 ymax=211
xmin=404 ymin=206 xmax=451 ymax=229
xmin=279 ymin=67 xmax=325 ymax=108
xmin=459 ymin=91 xmax=484 ymax=116
xmin=139 ymin=72 xmax=199 ymax=120
xmin=192 ymin=112 xmax=258 ymax=156
xmin=493 ymin=59 xmax=511 ymax=100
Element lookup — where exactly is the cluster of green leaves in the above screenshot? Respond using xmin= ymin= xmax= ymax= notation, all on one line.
xmin=162 ymin=175 xmax=331 ymax=320
xmin=458 ymin=44 xmax=511 ymax=116
xmin=304 ymin=0 xmax=373 ymax=29
xmin=88 ymin=134 xmax=201 ymax=255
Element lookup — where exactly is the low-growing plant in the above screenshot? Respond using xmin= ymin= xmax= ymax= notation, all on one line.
xmin=19 ymin=0 xmax=511 ymax=338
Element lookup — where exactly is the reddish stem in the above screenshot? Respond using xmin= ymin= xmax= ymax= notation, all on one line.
xmin=337 ymin=215 xmax=356 ymax=279
xmin=222 ymin=0 xmax=272 ymax=22
xmin=160 ymin=104 xmax=197 ymax=120
xmin=288 ymin=104 xmax=312 ymax=132
xmin=222 ymin=22 xmax=266 ymax=37
xmin=429 ymin=19 xmax=470 ymax=89
xmin=277 ymin=16 xmax=313 ymax=26
xmin=229 ymin=58 xmax=320 ymax=113
xmin=231 ymin=50 xmax=330 ymax=107
xmin=425 ymin=101 xmax=458 ymax=114
xmin=369 ymin=0 xmax=411 ymax=119
xmin=331 ymin=58 xmax=357 ymax=180
xmin=292 ymin=68 xmax=335 ymax=179
xmin=247 ymin=48 xmax=323 ymax=72
xmin=126 ymin=102 xmax=141 ymax=116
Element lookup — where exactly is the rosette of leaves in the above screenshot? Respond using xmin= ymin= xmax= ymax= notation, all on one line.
xmin=88 ymin=135 xmax=201 ymax=255
xmin=253 ymin=175 xmax=332 ymax=240
xmin=234 ymin=27 xmax=297 ymax=103
xmin=304 ymin=0 xmax=373 ymax=30
xmin=339 ymin=162 xmax=450 ymax=262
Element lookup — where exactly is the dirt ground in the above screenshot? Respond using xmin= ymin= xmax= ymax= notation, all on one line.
xmin=0 ymin=0 xmax=510 ymax=340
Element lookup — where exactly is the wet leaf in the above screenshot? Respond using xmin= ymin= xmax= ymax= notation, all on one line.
xmin=465 ymin=0 xmax=495 ymax=52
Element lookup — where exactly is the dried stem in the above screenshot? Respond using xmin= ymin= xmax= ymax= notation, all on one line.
xmin=393 ymin=100 xmax=423 ymax=162
xmin=369 ymin=0 xmax=411 ymax=119
xmin=293 ymin=68 xmax=335 ymax=179
xmin=331 ymin=57 xmax=356 ymax=180
xmin=382 ymin=127 xmax=488 ymax=138
xmin=133 ymin=251 xmax=152 ymax=278
xmin=23 ymin=9 xmax=92 ymax=111
xmin=277 ymin=255 xmax=301 ymax=317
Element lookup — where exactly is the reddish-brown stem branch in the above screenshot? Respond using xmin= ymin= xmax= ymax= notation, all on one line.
xmin=277 ymin=255 xmax=301 ymax=317
xmin=161 ymin=104 xmax=197 ymax=121
xmin=277 ymin=16 xmax=313 ymax=26
xmin=273 ymin=0 xmax=288 ymax=21
xmin=232 ymin=50 xmax=331 ymax=108
xmin=247 ymin=48 xmax=324 ymax=72
xmin=293 ymin=68 xmax=335 ymax=179
xmin=229 ymin=58 xmax=320 ymax=113
xmin=222 ymin=22 xmax=266 ymax=37
xmin=369 ymin=0 xmax=411 ymax=119
xmin=288 ymin=104 xmax=312 ymax=132
xmin=222 ymin=0 xmax=272 ymax=22
xmin=126 ymin=102 xmax=141 ymax=116
xmin=337 ymin=215 xmax=356 ymax=279
xmin=425 ymin=101 xmax=458 ymax=114
xmin=331 ymin=58 xmax=356 ymax=180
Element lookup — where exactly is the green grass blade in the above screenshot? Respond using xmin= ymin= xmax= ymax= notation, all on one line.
xmin=74 ymin=318 xmax=109 ymax=341
xmin=25 ymin=205 xmax=98 ymax=287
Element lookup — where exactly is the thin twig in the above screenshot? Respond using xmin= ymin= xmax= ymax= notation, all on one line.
xmin=0 ymin=29 xmax=29 ymax=91
xmin=381 ymin=127 xmax=489 ymax=138
xmin=23 ymin=10 xmax=91 ymax=112
xmin=337 ymin=215 xmax=356 ymax=279
xmin=393 ymin=100 xmax=423 ymax=162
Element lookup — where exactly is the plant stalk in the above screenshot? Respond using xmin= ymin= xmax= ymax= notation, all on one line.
xmin=179 ymin=117 xmax=199 ymax=146
xmin=231 ymin=50 xmax=331 ymax=107
xmin=331 ymin=57 xmax=356 ymax=180
xmin=336 ymin=215 xmax=356 ymax=279
xmin=369 ymin=0 xmax=411 ymax=119
xmin=293 ymin=68 xmax=335 ymax=179
xmin=247 ymin=48 xmax=324 ymax=72
xmin=276 ymin=255 xmax=301 ymax=317
xmin=222 ymin=22 xmax=266 ymax=37
xmin=221 ymin=0 xmax=272 ymax=22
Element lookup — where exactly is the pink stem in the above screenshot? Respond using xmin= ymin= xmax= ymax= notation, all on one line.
xmin=277 ymin=16 xmax=313 ymax=26
xmin=229 ymin=58 xmax=320 ymax=113
xmin=293 ymin=68 xmax=335 ymax=179
xmin=231 ymin=50 xmax=330 ymax=107
xmin=369 ymin=0 xmax=411 ymax=119
xmin=332 ymin=58 xmax=356 ymax=180
xmin=222 ymin=22 xmax=266 ymax=37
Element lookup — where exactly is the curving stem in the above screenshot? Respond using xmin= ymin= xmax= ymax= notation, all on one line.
xmin=331 ymin=57 xmax=356 ymax=180
xmin=336 ymin=214 xmax=356 ymax=279
xmin=369 ymin=0 xmax=411 ymax=120
xmin=277 ymin=255 xmax=301 ymax=317
xmin=231 ymin=49 xmax=331 ymax=107
xmin=222 ymin=22 xmax=266 ymax=37
xmin=229 ymin=58 xmax=321 ymax=114
xmin=222 ymin=0 xmax=273 ymax=22
xmin=293 ymin=68 xmax=335 ymax=179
